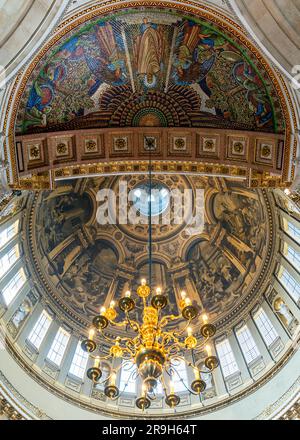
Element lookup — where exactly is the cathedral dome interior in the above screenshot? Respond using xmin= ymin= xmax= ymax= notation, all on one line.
xmin=0 ymin=0 xmax=300 ymax=422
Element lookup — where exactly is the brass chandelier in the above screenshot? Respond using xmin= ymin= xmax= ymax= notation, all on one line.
xmin=82 ymin=283 xmax=219 ymax=410
xmin=81 ymin=151 xmax=219 ymax=411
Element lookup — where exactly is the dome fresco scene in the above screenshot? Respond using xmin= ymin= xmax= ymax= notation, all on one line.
xmin=0 ymin=0 xmax=300 ymax=424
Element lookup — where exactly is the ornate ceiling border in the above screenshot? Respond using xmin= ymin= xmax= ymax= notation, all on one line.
xmin=0 ymin=370 xmax=51 ymax=420
xmin=255 ymin=374 xmax=300 ymax=420
xmin=1 ymin=0 xmax=297 ymax=187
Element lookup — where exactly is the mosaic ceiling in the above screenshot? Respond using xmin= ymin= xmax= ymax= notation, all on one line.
xmin=16 ymin=9 xmax=285 ymax=134
xmin=25 ymin=176 xmax=275 ymax=334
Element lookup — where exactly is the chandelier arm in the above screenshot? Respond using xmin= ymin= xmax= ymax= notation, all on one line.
xmin=97 ymin=330 xmax=121 ymax=345
xmin=89 ymin=354 xmax=112 ymax=362
xmin=161 ymin=333 xmax=176 ymax=345
xmin=94 ymin=361 xmax=124 ymax=387
xmin=169 ymin=363 xmax=200 ymax=396
xmin=110 ymin=368 xmax=138 ymax=401
xmin=108 ymin=319 xmax=134 ymax=328
xmin=172 ymin=354 xmax=215 ymax=374
xmin=123 ymin=344 xmax=136 ymax=357
xmin=96 ymin=368 xmax=116 ymax=386
xmin=166 ymin=342 xmax=183 ymax=357
xmin=159 ymin=314 xmax=182 ymax=328
xmin=125 ymin=312 xmax=140 ymax=332
xmin=194 ymin=335 xmax=210 ymax=352
xmin=173 ymin=319 xmax=192 ymax=337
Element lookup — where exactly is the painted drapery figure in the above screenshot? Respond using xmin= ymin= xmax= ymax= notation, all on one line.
xmin=134 ymin=18 xmax=166 ymax=89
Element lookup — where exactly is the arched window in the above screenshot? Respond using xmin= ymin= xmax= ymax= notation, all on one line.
xmin=95 ymin=363 xmax=111 ymax=390
xmin=199 ymin=363 xmax=213 ymax=390
xmin=47 ymin=327 xmax=70 ymax=367
xmin=0 ymin=220 xmax=19 ymax=249
xmin=28 ymin=310 xmax=52 ymax=350
xmin=236 ymin=325 xmax=260 ymax=364
xmin=279 ymin=267 xmax=300 ymax=304
xmin=216 ymin=339 xmax=239 ymax=378
xmin=0 ymin=244 xmax=19 ymax=279
xmin=2 ymin=267 xmax=26 ymax=306
xmin=285 ymin=246 xmax=300 ymax=272
xmin=253 ymin=308 xmax=279 ymax=347
xmin=69 ymin=341 xmax=89 ymax=380
xmin=286 ymin=221 xmax=300 ymax=244
xmin=119 ymin=360 xmax=137 ymax=394
xmin=170 ymin=359 xmax=188 ymax=392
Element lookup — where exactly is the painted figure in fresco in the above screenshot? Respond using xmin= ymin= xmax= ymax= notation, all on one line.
xmin=188 ymin=240 xmax=240 ymax=315
xmin=172 ymin=20 xmax=233 ymax=119
xmin=171 ymin=19 xmax=275 ymax=129
xmin=232 ymin=62 xmax=273 ymax=128
xmin=213 ymin=192 xmax=266 ymax=253
xmin=134 ymin=18 xmax=166 ymax=89
xmin=172 ymin=21 xmax=230 ymax=85
xmin=21 ymin=21 xmax=128 ymax=132
xmin=94 ymin=22 xmax=127 ymax=86
xmin=60 ymin=241 xmax=118 ymax=317
xmin=173 ymin=21 xmax=216 ymax=83
xmin=39 ymin=191 xmax=92 ymax=253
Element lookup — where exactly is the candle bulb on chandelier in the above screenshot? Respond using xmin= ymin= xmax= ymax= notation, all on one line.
xmin=100 ymin=307 xmax=106 ymax=316
xmin=170 ymin=379 xmax=175 ymax=395
xmin=125 ymin=290 xmax=131 ymax=298
xmin=180 ymin=290 xmax=187 ymax=300
xmin=88 ymin=329 xmax=95 ymax=341
xmin=185 ymin=297 xmax=191 ymax=306
xmin=141 ymin=278 xmax=147 ymax=286
xmin=202 ymin=313 xmax=209 ymax=325
xmin=205 ymin=344 xmax=212 ymax=357
xmin=110 ymin=371 xmax=117 ymax=386
xmin=142 ymin=383 xmax=147 ymax=398
xmin=156 ymin=287 xmax=162 ymax=295
xmin=94 ymin=356 xmax=100 ymax=369
xmin=110 ymin=301 xmax=116 ymax=309
xmin=187 ymin=327 xmax=193 ymax=337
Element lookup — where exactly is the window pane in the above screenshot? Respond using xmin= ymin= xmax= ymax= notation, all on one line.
xmin=0 ymin=244 xmax=19 ymax=279
xmin=95 ymin=363 xmax=111 ymax=390
xmin=171 ymin=359 xmax=188 ymax=392
xmin=69 ymin=341 xmax=89 ymax=379
xmin=0 ymin=220 xmax=19 ymax=249
xmin=201 ymin=366 xmax=214 ymax=389
xmin=286 ymin=246 xmax=300 ymax=272
xmin=119 ymin=360 xmax=136 ymax=393
xmin=236 ymin=325 xmax=260 ymax=364
xmin=47 ymin=327 xmax=70 ymax=367
xmin=28 ymin=310 xmax=52 ymax=350
xmin=279 ymin=267 xmax=300 ymax=303
xmin=286 ymin=222 xmax=300 ymax=244
xmin=254 ymin=308 xmax=278 ymax=347
xmin=216 ymin=339 xmax=239 ymax=378
xmin=2 ymin=267 xmax=26 ymax=306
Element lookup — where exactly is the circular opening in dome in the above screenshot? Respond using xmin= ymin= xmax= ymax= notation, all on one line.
xmin=132 ymin=181 xmax=170 ymax=216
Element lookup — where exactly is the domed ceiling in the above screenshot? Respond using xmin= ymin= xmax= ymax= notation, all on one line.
xmin=16 ymin=8 xmax=284 ymax=134
xmin=25 ymin=176 xmax=275 ymax=335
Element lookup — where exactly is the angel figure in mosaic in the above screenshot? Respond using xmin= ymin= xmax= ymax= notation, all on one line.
xmin=134 ymin=18 xmax=167 ymax=90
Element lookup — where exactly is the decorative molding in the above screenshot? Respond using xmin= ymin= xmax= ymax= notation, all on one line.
xmin=255 ymin=375 xmax=300 ymax=420
xmin=0 ymin=370 xmax=51 ymax=420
